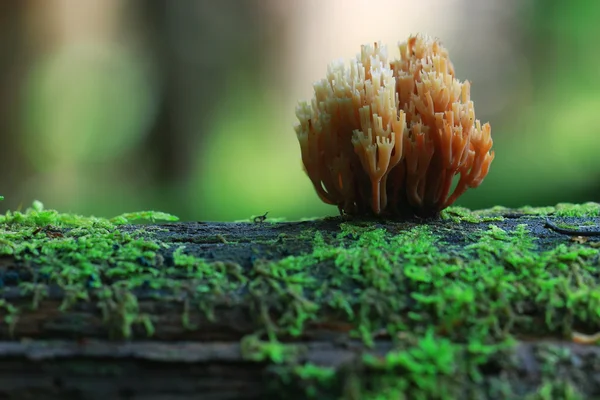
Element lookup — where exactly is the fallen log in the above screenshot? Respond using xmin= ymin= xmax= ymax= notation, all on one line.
xmin=1 ymin=202 xmax=600 ymax=399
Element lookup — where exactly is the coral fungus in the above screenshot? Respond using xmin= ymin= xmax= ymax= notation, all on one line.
xmin=294 ymin=34 xmax=494 ymax=218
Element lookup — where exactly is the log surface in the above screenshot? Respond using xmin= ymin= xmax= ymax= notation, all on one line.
xmin=1 ymin=206 xmax=600 ymax=399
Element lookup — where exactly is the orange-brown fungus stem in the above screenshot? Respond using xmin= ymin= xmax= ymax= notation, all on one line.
xmin=294 ymin=34 xmax=495 ymax=218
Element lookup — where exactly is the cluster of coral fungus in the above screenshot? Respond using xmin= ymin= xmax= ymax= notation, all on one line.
xmin=294 ymin=34 xmax=494 ymax=218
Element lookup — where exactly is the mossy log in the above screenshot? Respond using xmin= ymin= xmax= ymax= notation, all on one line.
xmin=1 ymin=203 xmax=600 ymax=399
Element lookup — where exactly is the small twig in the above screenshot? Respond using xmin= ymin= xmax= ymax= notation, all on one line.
xmin=544 ymin=218 xmax=600 ymax=237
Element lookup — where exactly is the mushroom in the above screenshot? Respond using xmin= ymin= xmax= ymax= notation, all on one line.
xmin=294 ymin=34 xmax=495 ymax=218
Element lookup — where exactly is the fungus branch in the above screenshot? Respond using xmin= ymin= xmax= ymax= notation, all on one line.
xmin=294 ymin=34 xmax=495 ymax=218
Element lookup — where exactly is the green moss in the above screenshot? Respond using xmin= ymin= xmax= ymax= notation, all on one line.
xmin=0 ymin=299 xmax=18 ymax=335
xmin=441 ymin=206 xmax=505 ymax=223
xmin=0 ymin=201 xmax=179 ymax=337
xmin=513 ymin=205 xmax=556 ymax=215
xmin=0 ymin=200 xmax=178 ymax=228
xmin=439 ymin=202 xmax=599 ymax=223
xmin=455 ymin=202 xmax=600 ymax=218
xmin=240 ymin=334 xmax=304 ymax=364
xmin=1 ymin=200 xmax=599 ymax=398
xmin=523 ymin=202 xmax=599 ymax=217
xmin=109 ymin=210 xmax=179 ymax=224
xmin=356 ymin=333 xmax=516 ymax=400
xmin=525 ymin=381 xmax=584 ymax=400
xmin=361 ymin=329 xmax=457 ymax=397
xmin=256 ymin=215 xmax=600 ymax=397
xmin=293 ymin=363 xmax=336 ymax=382
xmin=272 ymin=363 xmax=337 ymax=399
xmin=554 ymin=202 xmax=600 ymax=217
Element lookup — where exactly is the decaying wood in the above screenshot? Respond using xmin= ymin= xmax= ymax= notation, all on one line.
xmin=0 ymin=338 xmax=598 ymax=400
xmin=1 ymin=210 xmax=600 ymax=399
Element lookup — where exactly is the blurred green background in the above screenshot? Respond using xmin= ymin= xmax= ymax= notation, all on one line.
xmin=0 ymin=0 xmax=598 ymax=222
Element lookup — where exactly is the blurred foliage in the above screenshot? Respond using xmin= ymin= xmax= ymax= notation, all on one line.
xmin=470 ymin=0 xmax=600 ymax=209
xmin=22 ymin=44 xmax=157 ymax=168
xmin=190 ymin=71 xmax=333 ymax=221
xmin=0 ymin=0 xmax=599 ymax=221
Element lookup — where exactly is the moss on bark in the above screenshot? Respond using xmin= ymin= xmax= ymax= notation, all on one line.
xmin=1 ymin=201 xmax=600 ymax=399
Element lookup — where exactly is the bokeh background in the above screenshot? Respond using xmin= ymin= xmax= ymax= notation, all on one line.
xmin=0 ymin=0 xmax=599 ymax=221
